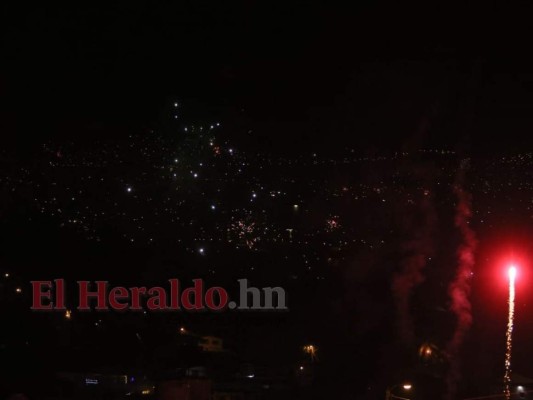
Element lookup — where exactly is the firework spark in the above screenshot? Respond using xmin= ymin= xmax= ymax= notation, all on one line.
xmin=504 ymin=265 xmax=516 ymax=400
xmin=303 ymin=344 xmax=318 ymax=361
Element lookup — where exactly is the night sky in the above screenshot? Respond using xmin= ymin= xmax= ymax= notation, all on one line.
xmin=1 ymin=3 xmax=533 ymax=400
xmin=2 ymin=2 xmax=533 ymax=153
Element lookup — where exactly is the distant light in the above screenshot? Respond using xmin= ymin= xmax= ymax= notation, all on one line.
xmin=65 ymin=309 xmax=72 ymax=320
xmin=246 ymin=374 xmax=255 ymax=378
xmin=199 ymin=248 xmax=205 ymax=254
xmin=193 ymin=173 xmax=198 ymax=178
xmin=252 ymin=193 xmax=257 ymax=198
xmin=4 ymin=273 xmax=9 ymax=278
xmin=403 ymin=384 xmax=412 ymax=390
xmin=180 ymin=327 xmax=186 ymax=333
xmin=303 ymin=344 xmax=315 ymax=352
xmin=293 ymin=204 xmax=299 ymax=210
xmin=174 ymin=102 xmax=178 ymax=107
xmin=211 ymin=205 xmax=216 ymax=210
xmin=299 ymin=366 xmax=304 ymax=371
xmin=517 ymin=386 xmax=524 ymax=392
xmin=15 ymin=287 xmax=22 ymax=293
xmin=216 ymin=123 xmax=220 ymax=126
xmin=141 ymin=389 xmax=151 ymax=395
xmin=174 ymin=159 xmax=179 ymax=163
xmin=210 ymin=125 xmax=214 ymax=129
xmin=229 ymin=149 xmax=233 ymax=154
xmin=126 ymin=187 xmax=132 ymax=193
xmin=85 ymin=378 xmax=99 ymax=385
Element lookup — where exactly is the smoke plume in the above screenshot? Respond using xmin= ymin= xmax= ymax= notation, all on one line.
xmin=446 ymin=160 xmax=477 ymax=399
xmin=392 ymin=188 xmax=436 ymax=345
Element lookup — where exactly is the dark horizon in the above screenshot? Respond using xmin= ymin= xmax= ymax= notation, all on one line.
xmin=2 ymin=3 xmax=533 ymax=155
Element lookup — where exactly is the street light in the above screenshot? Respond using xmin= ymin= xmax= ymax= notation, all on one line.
xmin=386 ymin=383 xmax=412 ymax=400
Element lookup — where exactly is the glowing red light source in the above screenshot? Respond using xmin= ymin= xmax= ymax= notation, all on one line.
xmin=508 ymin=265 xmax=517 ymax=281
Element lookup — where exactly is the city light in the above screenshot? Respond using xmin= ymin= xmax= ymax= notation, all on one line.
xmin=386 ymin=383 xmax=413 ymax=400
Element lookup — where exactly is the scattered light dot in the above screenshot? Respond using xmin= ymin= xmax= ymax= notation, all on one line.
xmin=199 ymin=248 xmax=205 ymax=254
xmin=4 ymin=273 xmax=9 ymax=278
xmin=126 ymin=187 xmax=132 ymax=193
xmin=211 ymin=205 xmax=216 ymax=210
xmin=15 ymin=287 xmax=22 ymax=293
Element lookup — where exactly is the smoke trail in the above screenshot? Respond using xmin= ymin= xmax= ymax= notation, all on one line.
xmin=504 ymin=266 xmax=516 ymax=400
xmin=446 ymin=160 xmax=477 ymax=399
xmin=392 ymin=190 xmax=436 ymax=345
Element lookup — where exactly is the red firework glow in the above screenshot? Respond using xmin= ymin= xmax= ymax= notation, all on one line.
xmin=478 ymin=248 xmax=529 ymax=304
xmin=508 ymin=265 xmax=517 ymax=281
